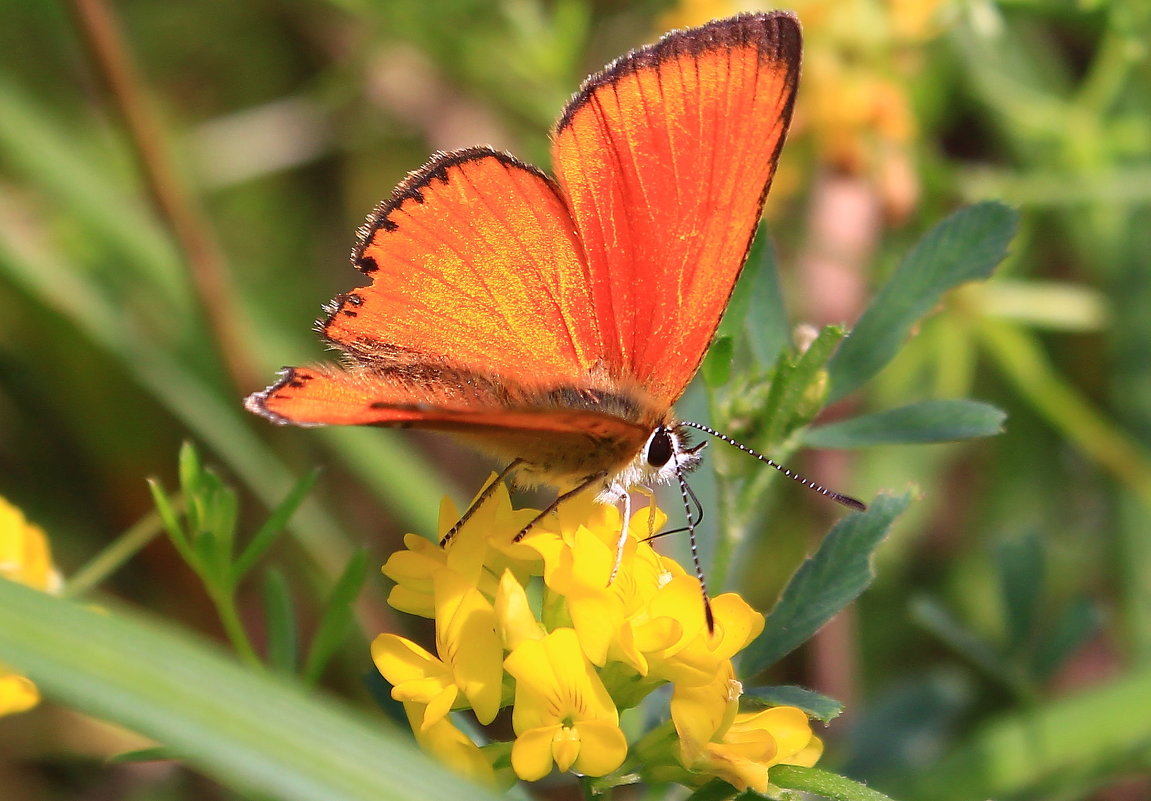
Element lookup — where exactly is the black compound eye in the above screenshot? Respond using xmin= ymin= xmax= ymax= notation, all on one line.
xmin=646 ymin=428 xmax=674 ymax=467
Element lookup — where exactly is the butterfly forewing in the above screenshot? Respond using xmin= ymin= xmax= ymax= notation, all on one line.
xmin=326 ymin=148 xmax=605 ymax=386
xmin=552 ymin=12 xmax=801 ymax=406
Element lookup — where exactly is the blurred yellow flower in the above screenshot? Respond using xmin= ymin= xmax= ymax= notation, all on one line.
xmin=399 ymin=699 xmax=505 ymax=787
xmin=1 ymin=496 xmax=62 ymax=716
xmin=663 ymin=0 xmax=951 ymax=219
xmin=373 ymin=480 xmax=820 ymax=789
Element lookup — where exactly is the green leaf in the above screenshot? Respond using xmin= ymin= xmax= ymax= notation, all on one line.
xmin=741 ymin=685 xmax=844 ymax=723
xmin=179 ymin=442 xmax=206 ymax=505
xmin=685 ymin=779 xmax=741 ymax=801
xmin=910 ymin=596 xmax=1014 ymax=686
xmin=1031 ymin=596 xmax=1100 ymax=681
xmin=739 ymin=492 xmax=911 ymax=675
xmin=995 ymin=532 xmax=1045 ymax=649
xmin=210 ymin=484 xmax=240 ymax=567
xmin=193 ymin=533 xmax=224 ymax=586
xmin=759 ymin=325 xmax=846 ymax=448
xmin=263 ymin=569 xmax=299 ymax=674
xmin=883 ymin=664 xmax=1151 ymax=801
xmin=147 ymin=478 xmax=193 ymax=563
xmin=802 ymin=400 xmax=1007 ymax=448
xmin=743 ymin=233 xmax=789 ymax=367
xmin=0 ymin=580 xmax=499 ymax=801
xmin=304 ymin=550 xmax=369 ymax=685
xmin=109 ymin=746 xmax=179 ymax=763
xmin=717 ymin=227 xmax=788 ymax=368
xmin=769 ymin=765 xmax=898 ymax=801
xmin=827 ymin=202 xmax=1018 ymax=402
xmin=234 ymin=467 xmax=321 ymax=582
xmin=701 ymin=335 xmax=735 ymax=387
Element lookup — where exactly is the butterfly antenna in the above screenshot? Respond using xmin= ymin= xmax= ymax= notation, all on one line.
xmin=680 ymin=422 xmax=867 ymax=512
xmin=672 ymin=455 xmax=715 ymax=634
xmin=644 ymin=479 xmax=703 ymax=542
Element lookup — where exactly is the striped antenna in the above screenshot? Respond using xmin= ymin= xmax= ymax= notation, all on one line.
xmin=680 ymin=421 xmax=867 ymax=512
xmin=671 ymin=452 xmax=715 ymax=634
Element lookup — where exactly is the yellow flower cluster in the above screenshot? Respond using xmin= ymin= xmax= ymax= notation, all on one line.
xmin=0 ymin=496 xmax=62 ymax=716
xmin=373 ymin=481 xmax=821 ymax=792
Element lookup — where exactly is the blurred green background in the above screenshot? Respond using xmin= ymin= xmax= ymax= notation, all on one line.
xmin=2 ymin=0 xmax=1150 ymax=799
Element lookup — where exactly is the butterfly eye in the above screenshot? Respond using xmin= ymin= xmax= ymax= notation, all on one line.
xmin=646 ymin=428 xmax=675 ymax=468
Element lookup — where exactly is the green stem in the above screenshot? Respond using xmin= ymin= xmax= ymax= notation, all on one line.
xmin=709 ymin=471 xmax=740 ymax=593
xmin=63 ymin=506 xmax=173 ymax=599
xmin=979 ymin=319 xmax=1151 ymax=506
xmin=1077 ymin=20 xmax=1137 ymax=117
xmin=210 ymin=586 xmax=263 ymax=669
xmin=770 ymin=765 xmax=897 ymax=801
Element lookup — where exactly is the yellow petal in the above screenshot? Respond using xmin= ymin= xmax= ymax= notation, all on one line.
xmin=567 ymin=593 xmax=621 ymax=666
xmin=434 ymin=571 xmax=503 ymax=725
xmin=402 ymin=700 xmax=497 ymax=787
xmin=0 ymin=673 xmax=40 ymax=716
xmin=386 ymin=585 xmax=435 ymax=618
xmin=503 ymin=634 xmax=558 ymax=702
xmin=701 ymin=741 xmax=772 ymax=794
xmin=382 ymin=535 xmax=443 ymax=584
xmin=551 ymin=725 xmax=581 ymax=773
xmin=566 ymin=526 xmax=615 ymax=590
xmin=732 ymin=706 xmax=814 ymax=758
xmin=397 ymin=685 xmax=459 ymax=731
xmin=631 ymin=615 xmax=681 ymax=654
xmin=371 ymin=634 xmax=444 ymax=685
xmin=791 ymin=734 xmax=824 ymax=767
xmin=511 ymin=725 xmax=559 ymax=781
xmin=646 ymin=575 xmax=708 ymax=656
xmin=571 ymin=719 xmax=629 ymax=777
xmin=707 ymin=593 xmax=765 ymax=659
xmin=505 ymin=629 xmax=620 ymax=732
xmin=670 ymin=665 xmax=738 ymax=761
xmin=0 ymin=496 xmax=60 ymax=592
xmin=494 ymin=569 xmax=544 ymax=651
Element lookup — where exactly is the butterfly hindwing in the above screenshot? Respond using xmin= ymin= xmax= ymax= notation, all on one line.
xmin=246 ymin=364 xmax=650 ymax=480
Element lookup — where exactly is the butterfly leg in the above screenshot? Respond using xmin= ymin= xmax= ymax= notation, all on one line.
xmin=511 ymin=471 xmax=608 ymax=543
xmin=606 ymin=483 xmax=632 ymax=586
xmin=441 ymin=458 xmax=526 ymax=547
xmin=631 ymin=484 xmax=659 ymax=541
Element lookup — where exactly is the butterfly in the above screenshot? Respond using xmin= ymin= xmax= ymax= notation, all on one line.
xmin=246 ymin=12 xmax=863 ymax=628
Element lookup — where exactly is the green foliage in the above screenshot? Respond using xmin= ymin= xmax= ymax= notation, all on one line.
xmin=770 ymin=765 xmax=898 ymax=801
xmin=147 ymin=443 xmax=361 ymax=677
xmin=803 ymin=400 xmax=1006 ymax=447
xmin=2 ymin=2 xmax=1149 ymax=800
xmin=826 ymin=202 xmax=1018 ymax=403
xmin=741 ymin=685 xmax=844 ymax=724
xmin=909 ymin=530 xmax=1102 ymax=697
xmin=0 ymin=580 xmax=497 ymax=801
xmin=740 ymin=493 xmax=912 ymax=676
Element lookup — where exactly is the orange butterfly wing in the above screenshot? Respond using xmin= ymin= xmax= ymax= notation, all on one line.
xmin=251 ymin=147 xmax=618 ymax=421
xmin=325 ymin=148 xmax=605 ymax=385
xmin=551 ymin=12 xmax=800 ymax=406
xmin=249 ymin=364 xmax=651 ymax=479
xmin=249 ymin=13 xmax=801 ymax=473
